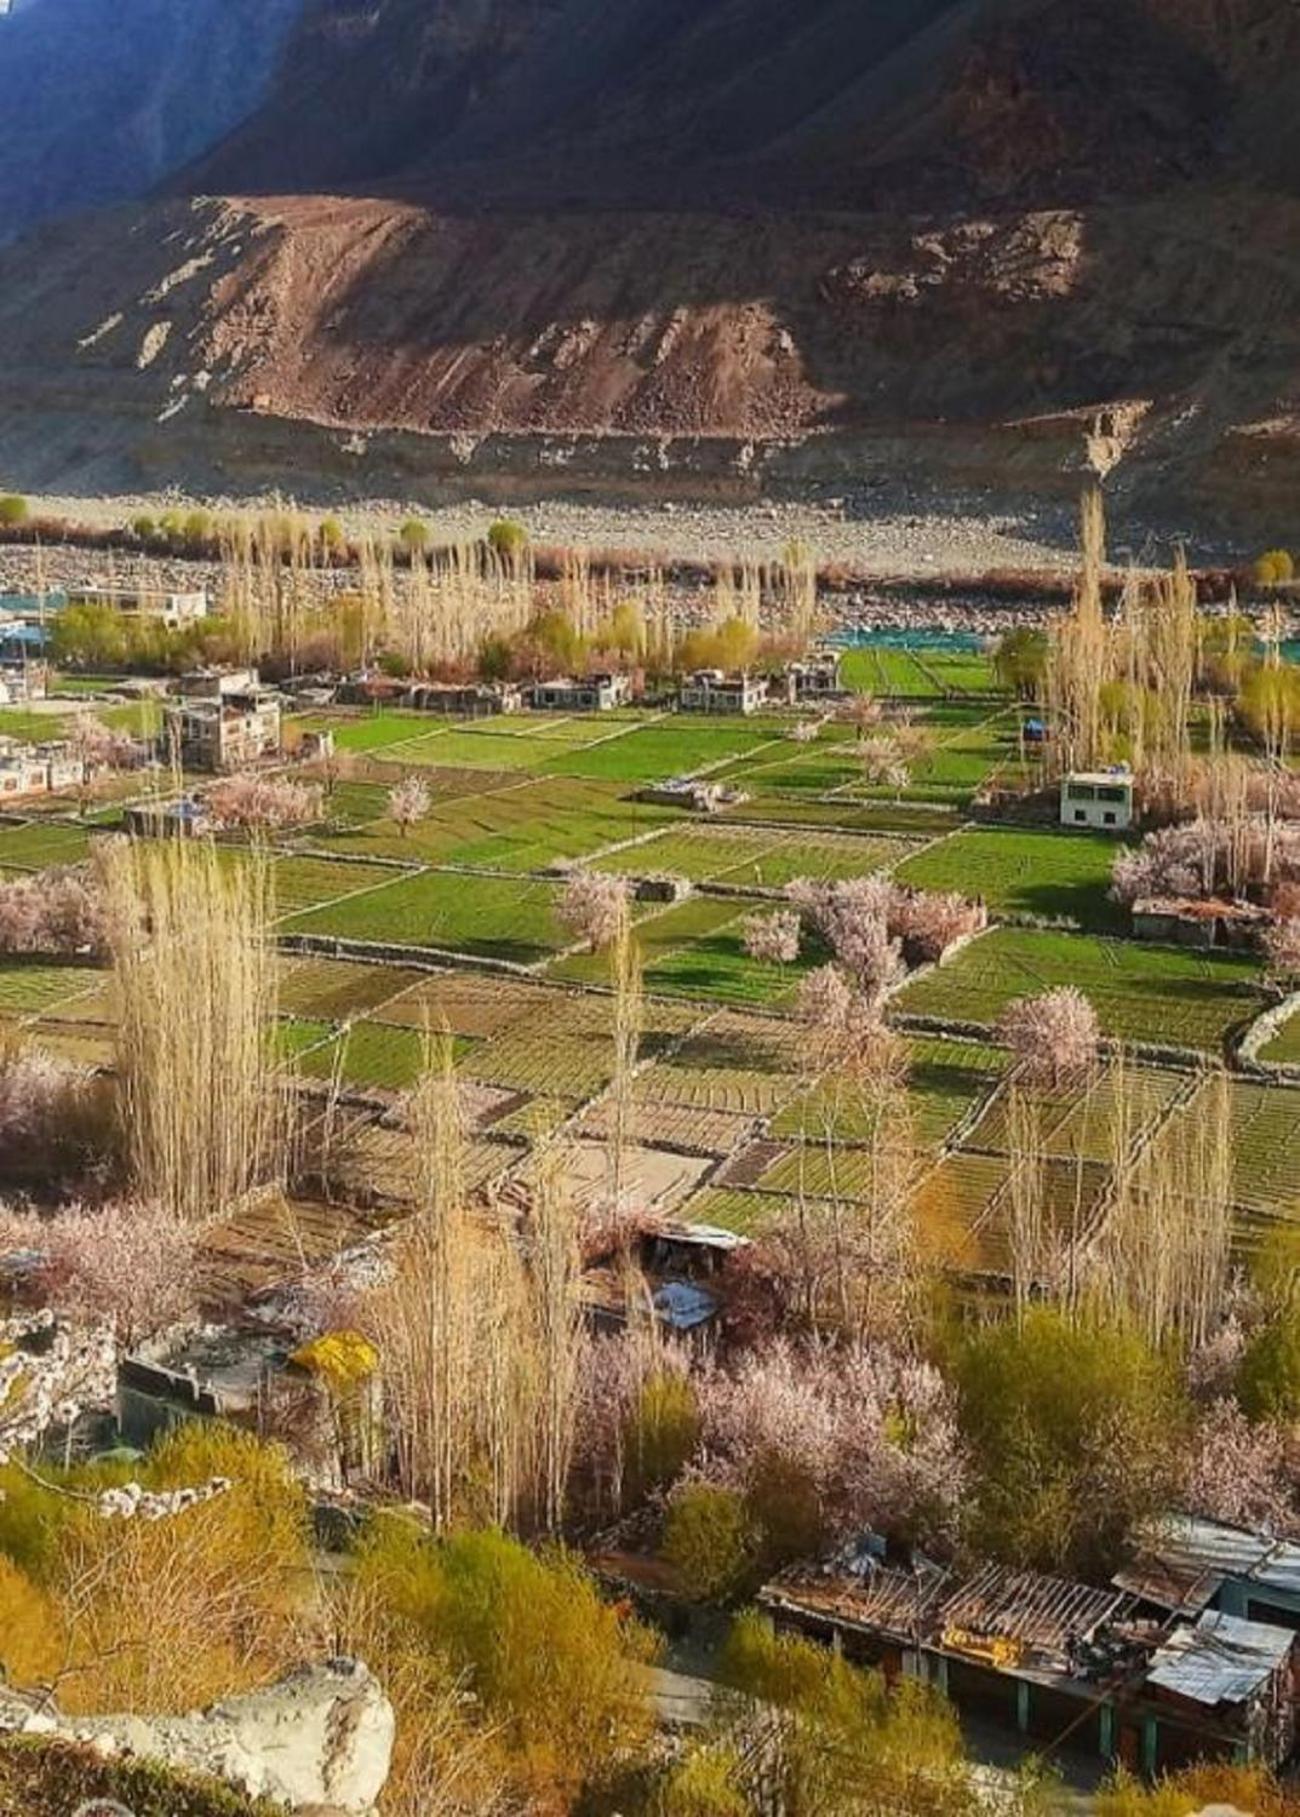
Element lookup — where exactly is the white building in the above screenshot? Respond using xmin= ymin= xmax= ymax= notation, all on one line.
xmin=1060 ymin=771 xmax=1134 ymax=832
xmin=678 ymin=669 xmax=768 ymax=715
xmin=530 ymin=673 xmax=630 ymax=712
xmin=72 ymin=585 xmax=209 ymax=626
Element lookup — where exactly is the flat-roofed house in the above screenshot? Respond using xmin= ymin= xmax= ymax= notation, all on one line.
xmin=678 ymin=669 xmax=768 ymax=715
xmin=1061 ymin=771 xmax=1134 ymax=832
xmin=530 ymin=673 xmax=630 ymax=712
xmin=165 ymin=686 xmax=282 ymax=772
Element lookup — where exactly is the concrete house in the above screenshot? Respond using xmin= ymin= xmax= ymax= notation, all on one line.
xmin=406 ymin=681 xmax=522 ymax=716
xmin=1061 ymin=771 xmax=1134 ymax=832
xmin=678 ymin=669 xmax=768 ymax=715
xmin=71 ymin=584 xmax=210 ymax=626
xmin=530 ymin=673 xmax=630 ymax=712
xmin=784 ymin=651 xmax=845 ymax=700
xmin=165 ymin=676 xmax=282 ymax=772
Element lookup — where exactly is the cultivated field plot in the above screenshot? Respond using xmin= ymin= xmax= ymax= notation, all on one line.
xmin=656 ymin=1185 xmax=805 ymax=1238
xmin=276 ymin=957 xmax=426 ymax=1022
xmin=894 ymin=826 xmax=1129 ymax=931
xmin=839 ymin=647 xmax=998 ymax=700
xmin=370 ymin=971 xmax=548 ymax=1039
xmin=23 ymin=1024 xmax=115 ymax=1067
xmin=198 ymin=1194 xmax=381 ymax=1300
xmin=896 ymin=928 xmax=1265 ymax=1051
xmin=463 ymin=994 xmax=696 ymax=1098
xmin=596 ymin=824 xmax=922 ymax=890
xmin=771 ymin=1036 xmax=1005 ymax=1151
xmin=296 ymin=1020 xmax=464 ymax=1092
xmin=856 ymin=714 xmax=1024 ymax=806
xmin=324 ymin=776 xmax=675 ymax=873
xmin=968 ymin=1063 xmax=1191 ymax=1164
xmin=1258 ymin=1003 xmax=1300 ymax=1066
xmin=0 ymin=960 xmax=103 ymax=1017
xmin=397 ymin=724 xmax=620 ymax=772
xmin=1227 ymin=1081 xmax=1300 ymax=1216
xmin=907 ymin=1151 xmax=1110 ymax=1276
xmin=281 ymin=870 xmax=566 ymax=965
xmin=544 ymin=721 xmax=783 ymax=784
xmin=0 ymin=819 xmax=93 ymax=870
xmin=574 ymin=1098 xmax=760 ymax=1156
xmin=269 ymin=855 xmax=408 ymax=917
xmin=546 ymin=893 xmax=759 ymax=985
xmin=719 ymin=795 xmax=963 ymax=836
xmin=635 ymin=1012 xmax=802 ymax=1114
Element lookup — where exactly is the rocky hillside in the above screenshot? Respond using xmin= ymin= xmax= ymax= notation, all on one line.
xmin=0 ymin=0 xmax=1297 ymax=536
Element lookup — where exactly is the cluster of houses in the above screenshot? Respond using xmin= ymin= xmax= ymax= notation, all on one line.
xmin=340 ymin=650 xmax=845 ymax=718
xmin=0 ymin=736 xmax=82 ymax=800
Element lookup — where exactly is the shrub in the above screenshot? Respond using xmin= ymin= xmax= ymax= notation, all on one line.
xmin=318 ymin=516 xmax=345 ymax=551
xmin=1238 ymin=1314 xmax=1300 ymax=1423
xmin=131 ymin=513 xmax=157 ymax=540
xmin=183 ymin=510 xmax=213 ymax=545
xmin=663 ymin=1483 xmax=759 ymax=1602
xmin=399 ymin=517 xmax=430 ymax=551
xmin=487 ymin=518 xmax=528 ymax=559
xmin=623 ymin=1370 xmax=700 ymax=1502
xmin=354 ymin=1523 xmax=655 ymax=1806
xmin=952 ymin=1306 xmax=1185 ymax=1575
xmin=0 ymin=1555 xmax=63 ymax=1687
xmin=1253 ymin=549 xmax=1295 ymax=586
xmin=0 ymin=495 xmax=28 ymax=527
xmin=655 ymin=1741 xmax=750 ymax=1816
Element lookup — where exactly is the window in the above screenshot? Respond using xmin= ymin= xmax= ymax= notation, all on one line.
xmin=1074 ymin=809 xmax=1087 ymax=823
xmin=1098 ymin=785 xmax=1127 ymax=804
xmin=1103 ymin=811 xmax=1116 ymax=826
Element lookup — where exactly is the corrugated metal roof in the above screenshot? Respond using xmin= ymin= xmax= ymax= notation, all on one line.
xmin=1146 ymin=1610 xmax=1294 ymax=1707
xmin=1129 ymin=1515 xmax=1300 ymax=1601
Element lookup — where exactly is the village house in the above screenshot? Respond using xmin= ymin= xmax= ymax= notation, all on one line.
xmin=530 ymin=673 xmax=630 ymax=712
xmin=759 ymin=1545 xmax=1298 ymax=1777
xmin=405 ymin=679 xmax=522 ymax=715
xmin=164 ymin=671 xmax=282 ymax=772
xmin=0 ymin=659 xmax=46 ymax=704
xmin=678 ymin=669 xmax=769 ymax=715
xmin=69 ymin=583 xmax=210 ymax=626
xmin=0 ymin=736 xmax=81 ymax=799
xmin=783 ymin=650 xmax=845 ymax=700
xmin=1130 ymin=895 xmax=1270 ymax=952
xmin=1061 ymin=770 xmax=1135 ymax=832
xmin=636 ymin=777 xmax=748 ymax=813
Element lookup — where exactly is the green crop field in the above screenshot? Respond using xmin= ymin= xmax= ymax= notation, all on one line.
xmin=0 ymin=960 xmax=102 ymax=1015
xmin=544 ymin=721 xmax=781 ymax=784
xmin=896 ymin=927 xmax=1265 ymax=1051
xmin=0 ymin=820 xmax=93 ymax=870
xmin=282 ymin=869 xmax=565 ymax=964
xmin=772 ymin=1035 xmax=1005 ymax=1150
xmin=1229 ymin=1081 xmax=1300 ymax=1215
xmin=595 ymin=824 xmax=920 ymax=890
xmin=894 ymin=826 xmax=1130 ymax=930
xmin=1259 ymin=1003 xmax=1300 ymax=1066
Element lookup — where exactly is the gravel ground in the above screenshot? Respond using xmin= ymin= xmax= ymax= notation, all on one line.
xmin=15 ymin=487 xmax=1102 ymax=575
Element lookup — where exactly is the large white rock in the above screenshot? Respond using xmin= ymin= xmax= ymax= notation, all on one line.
xmin=1 ymin=1658 xmax=395 ymax=1815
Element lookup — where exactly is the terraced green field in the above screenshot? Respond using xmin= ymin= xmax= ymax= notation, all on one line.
xmin=595 ymin=824 xmax=920 ymax=890
xmin=896 ymin=927 xmax=1265 ymax=1051
xmin=894 ymin=826 xmax=1129 ymax=930
xmin=282 ymin=870 xmax=565 ymax=964
xmin=0 ymin=820 xmax=93 ymax=870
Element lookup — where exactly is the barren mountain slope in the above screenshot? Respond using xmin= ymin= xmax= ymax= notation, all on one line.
xmin=0 ymin=0 xmax=1297 ymax=532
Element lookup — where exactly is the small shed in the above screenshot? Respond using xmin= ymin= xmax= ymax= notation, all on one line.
xmin=1144 ymin=1610 xmax=1296 ymax=1770
xmin=1131 ymin=897 xmax=1269 ymax=952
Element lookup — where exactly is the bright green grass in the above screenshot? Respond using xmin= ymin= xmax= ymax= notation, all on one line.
xmin=673 ymin=1186 xmax=802 ymax=1236
xmin=282 ymin=869 xmax=564 ymax=964
xmin=49 ymin=675 xmax=129 ymax=696
xmin=0 ymin=960 xmax=102 ymax=1015
xmin=544 ymin=722 xmax=781 ymax=784
xmin=894 ymin=825 xmax=1129 ymax=930
xmin=720 ymin=796 xmax=962 ymax=836
xmin=0 ymin=821 xmax=92 ymax=870
xmin=291 ymin=711 xmax=433 ymax=754
xmin=595 ymin=823 xmax=919 ymax=890
xmin=270 ymin=856 xmax=407 ymax=916
xmin=97 ymin=700 xmax=162 ymax=737
xmin=896 ymin=927 xmax=1264 ymax=1051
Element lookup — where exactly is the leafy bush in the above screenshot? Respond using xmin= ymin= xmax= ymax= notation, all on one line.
xmin=131 ymin=512 xmax=157 ymax=539
xmin=487 ymin=518 xmax=528 ymax=559
xmin=0 ymin=495 xmax=28 ymax=527
xmin=399 ymin=517 xmax=430 ymax=551
xmin=663 ymin=1483 xmax=759 ymax=1601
